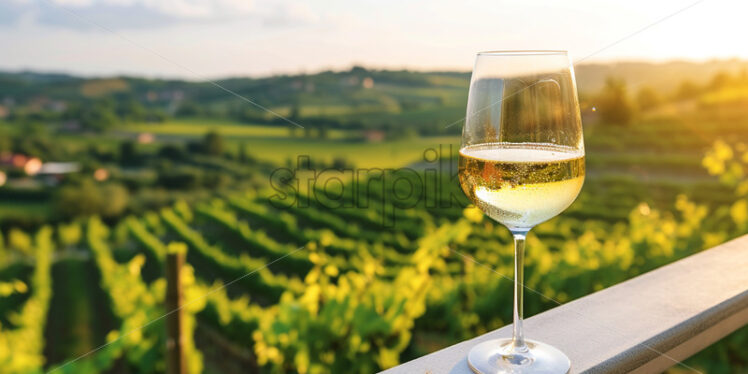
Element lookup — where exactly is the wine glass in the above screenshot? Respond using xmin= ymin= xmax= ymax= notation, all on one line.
xmin=458 ymin=50 xmax=584 ymax=374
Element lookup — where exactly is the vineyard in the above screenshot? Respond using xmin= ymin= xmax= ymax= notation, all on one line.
xmin=3 ymin=68 xmax=748 ymax=373
xmin=1 ymin=139 xmax=748 ymax=373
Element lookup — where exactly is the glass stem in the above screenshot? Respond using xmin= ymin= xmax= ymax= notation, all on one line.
xmin=511 ymin=230 xmax=529 ymax=353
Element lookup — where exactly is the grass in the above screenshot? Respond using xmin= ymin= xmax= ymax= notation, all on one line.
xmin=0 ymin=200 xmax=52 ymax=221
xmin=223 ymin=135 xmax=460 ymax=169
xmin=127 ymin=119 xmax=291 ymax=138
xmin=124 ymin=118 xmax=459 ymax=168
xmin=126 ymin=118 xmax=349 ymax=140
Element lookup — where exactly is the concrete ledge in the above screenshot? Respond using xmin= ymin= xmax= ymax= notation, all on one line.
xmin=381 ymin=235 xmax=748 ymax=374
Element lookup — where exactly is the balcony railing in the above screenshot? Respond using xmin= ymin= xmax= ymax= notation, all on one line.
xmin=381 ymin=235 xmax=748 ymax=374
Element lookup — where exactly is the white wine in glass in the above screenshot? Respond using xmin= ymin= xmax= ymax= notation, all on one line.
xmin=459 ymin=143 xmax=584 ymax=230
xmin=459 ymin=51 xmax=584 ymax=374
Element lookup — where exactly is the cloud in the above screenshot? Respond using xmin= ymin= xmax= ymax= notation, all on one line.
xmin=0 ymin=0 xmax=319 ymax=30
xmin=46 ymin=0 xmax=256 ymax=19
xmin=132 ymin=0 xmax=255 ymax=19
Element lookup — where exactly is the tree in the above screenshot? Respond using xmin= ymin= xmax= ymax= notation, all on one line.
xmin=709 ymin=71 xmax=731 ymax=90
xmin=238 ymin=142 xmax=253 ymax=163
xmin=176 ymin=100 xmax=203 ymax=117
xmin=99 ymin=183 xmax=130 ymax=217
xmin=675 ymin=80 xmax=701 ymax=101
xmin=54 ymin=180 xmax=129 ymax=219
xmin=597 ymin=77 xmax=634 ymax=126
xmin=636 ymin=86 xmax=662 ymax=112
xmin=119 ymin=140 xmax=138 ymax=165
xmin=80 ymin=100 xmax=118 ymax=132
xmin=289 ymin=104 xmax=301 ymax=121
xmin=202 ymin=131 xmax=224 ymax=156
xmin=318 ymin=124 xmax=329 ymax=139
xmin=117 ymin=98 xmax=146 ymax=121
xmin=0 ymin=133 xmax=9 ymax=155
xmin=158 ymin=144 xmax=186 ymax=161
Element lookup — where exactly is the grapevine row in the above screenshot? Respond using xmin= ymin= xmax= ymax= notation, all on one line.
xmin=125 ymin=212 xmax=268 ymax=351
xmin=254 ymin=194 xmax=413 ymax=252
xmin=160 ymin=208 xmax=303 ymax=304
xmin=0 ymin=227 xmax=54 ymax=374
xmin=227 ymin=196 xmax=412 ymax=267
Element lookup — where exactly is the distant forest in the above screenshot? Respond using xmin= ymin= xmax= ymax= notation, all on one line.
xmin=2 ymin=59 xmax=748 ymax=136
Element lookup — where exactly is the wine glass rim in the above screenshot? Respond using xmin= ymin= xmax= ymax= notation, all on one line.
xmin=477 ymin=50 xmax=568 ymax=56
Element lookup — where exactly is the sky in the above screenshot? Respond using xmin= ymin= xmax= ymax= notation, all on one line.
xmin=0 ymin=0 xmax=744 ymax=79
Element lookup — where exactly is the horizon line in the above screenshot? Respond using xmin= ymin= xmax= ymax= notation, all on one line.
xmin=2 ymin=56 xmax=747 ymax=82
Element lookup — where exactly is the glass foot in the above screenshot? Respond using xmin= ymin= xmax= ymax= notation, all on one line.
xmin=468 ymin=339 xmax=570 ymax=374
